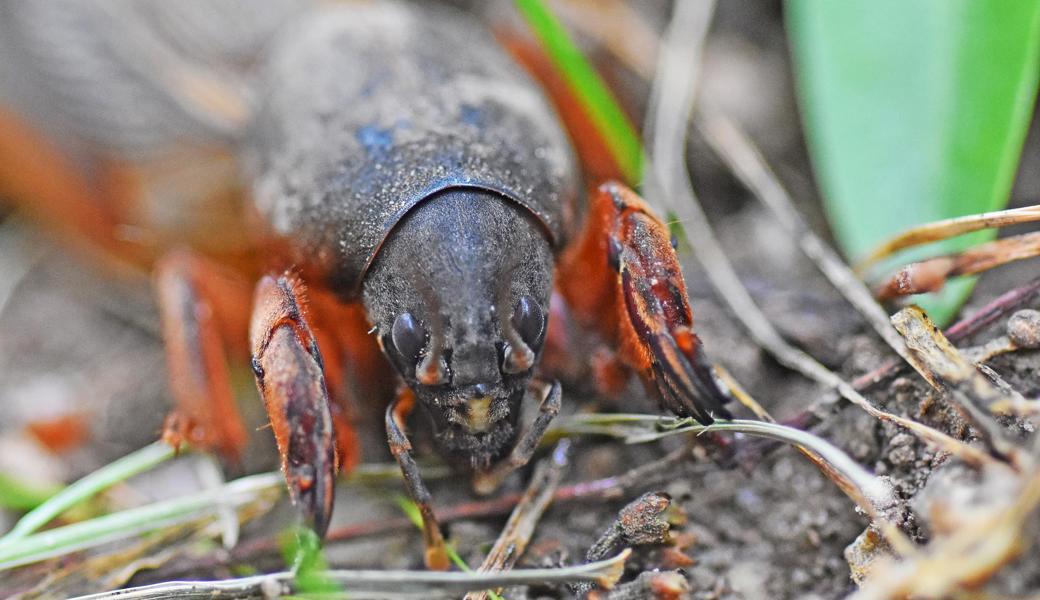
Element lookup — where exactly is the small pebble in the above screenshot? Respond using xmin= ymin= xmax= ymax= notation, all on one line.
xmin=1008 ymin=309 xmax=1040 ymax=349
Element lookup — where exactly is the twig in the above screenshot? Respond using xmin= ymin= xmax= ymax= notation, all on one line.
xmin=954 ymin=309 xmax=1040 ymax=416
xmin=574 ymin=491 xmax=676 ymax=596
xmin=740 ymin=283 xmax=1040 ymax=472
xmin=876 ymin=231 xmax=1040 ymax=300
xmin=563 ymin=412 xmax=917 ymax=555
xmin=64 ymin=549 xmax=632 ymax=600
xmin=857 ymin=204 xmax=1040 ymax=274
xmin=585 ymin=491 xmax=673 ymax=562
xmin=945 ymin=276 xmax=1040 ymax=342
xmin=0 ymin=441 xmax=176 ymax=545
xmin=465 ymin=442 xmax=569 ymax=600
xmin=974 ymin=363 xmax=1039 ymax=417
xmin=696 ymin=113 xmax=911 ymax=363
xmin=0 ymin=472 xmax=282 ymax=570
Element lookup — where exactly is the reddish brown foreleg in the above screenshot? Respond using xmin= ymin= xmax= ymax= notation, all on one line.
xmin=155 ymin=248 xmax=251 ymax=461
xmin=249 ymin=273 xmax=337 ymax=538
xmin=556 ymin=182 xmax=731 ymax=424
xmin=305 ymin=292 xmax=397 ymax=475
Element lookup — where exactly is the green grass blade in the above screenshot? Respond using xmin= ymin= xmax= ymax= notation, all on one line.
xmin=514 ymin=0 xmax=643 ymax=185
xmin=788 ymin=0 xmax=1040 ymax=324
xmin=0 ymin=441 xmax=176 ymax=544
xmin=0 ymin=472 xmax=282 ymax=570
xmin=0 ymin=474 xmax=61 ymax=512
xmin=392 ymin=495 xmax=502 ymax=600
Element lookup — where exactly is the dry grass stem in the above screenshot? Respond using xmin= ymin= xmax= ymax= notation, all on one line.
xmin=830 ymin=378 xmax=996 ymax=469
xmin=805 ymin=275 xmax=1040 ymax=422
xmin=876 ymin=232 xmax=1040 ymax=300
xmin=857 ymin=204 xmax=1040 ymax=275
xmin=697 ymin=112 xmax=911 ymax=364
xmin=642 ymin=0 xmax=908 ymax=437
xmin=180 ymin=449 xmax=699 ymax=579
xmin=464 ymin=442 xmax=569 ymax=600
xmin=62 ymin=549 xmax=632 ymax=600
xmin=710 ymin=371 xmax=915 ymax=552
xmin=973 ymin=363 xmax=1038 ymax=418
xmin=715 ymin=364 xmax=775 ymax=422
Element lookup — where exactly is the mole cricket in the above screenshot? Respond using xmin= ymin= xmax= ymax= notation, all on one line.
xmin=0 ymin=0 xmax=730 ymax=569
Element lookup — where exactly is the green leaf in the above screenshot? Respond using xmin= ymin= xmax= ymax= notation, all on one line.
xmin=514 ymin=0 xmax=643 ymax=185
xmin=0 ymin=473 xmax=60 ymax=511
xmin=0 ymin=441 xmax=175 ymax=544
xmin=279 ymin=526 xmax=341 ymax=595
xmin=788 ymin=0 xmax=1040 ymax=324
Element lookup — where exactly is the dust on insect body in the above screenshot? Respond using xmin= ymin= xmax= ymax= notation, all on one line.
xmin=0 ymin=0 xmax=734 ymax=566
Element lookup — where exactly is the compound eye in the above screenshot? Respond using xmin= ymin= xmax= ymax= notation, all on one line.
xmin=391 ymin=312 xmax=427 ymax=364
xmin=511 ymin=295 xmax=545 ymax=349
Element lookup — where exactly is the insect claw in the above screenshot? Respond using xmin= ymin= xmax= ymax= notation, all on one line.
xmin=294 ymin=462 xmax=332 ymax=539
xmin=251 ymin=275 xmax=337 ymax=541
xmin=649 ymin=332 xmax=731 ymax=425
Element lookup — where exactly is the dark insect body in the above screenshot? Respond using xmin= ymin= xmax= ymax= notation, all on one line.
xmin=0 ymin=0 xmax=730 ymax=569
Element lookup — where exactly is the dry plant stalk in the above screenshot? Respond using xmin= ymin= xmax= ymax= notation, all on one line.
xmin=697 ymin=112 xmax=911 ymax=363
xmin=639 ymin=6 xmax=991 ymax=488
xmin=890 ymin=306 xmax=1026 ymax=467
xmin=858 ymin=204 xmax=1040 ymax=275
xmin=573 ymin=491 xmax=677 ymax=596
xmin=714 ymin=364 xmax=775 ymax=422
xmin=62 ymin=549 xmax=632 ymax=600
xmin=832 ymin=379 xmax=996 ymax=469
xmin=641 ymin=0 xmax=934 ymax=460
xmin=464 ymin=442 xmax=568 ymax=600
xmin=877 ymin=231 xmax=1040 ymax=300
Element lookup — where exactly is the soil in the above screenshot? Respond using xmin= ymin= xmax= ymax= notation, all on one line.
xmin=2 ymin=1 xmax=1040 ymax=599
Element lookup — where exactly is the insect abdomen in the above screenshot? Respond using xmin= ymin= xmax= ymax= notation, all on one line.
xmin=247 ymin=1 xmax=580 ymax=297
